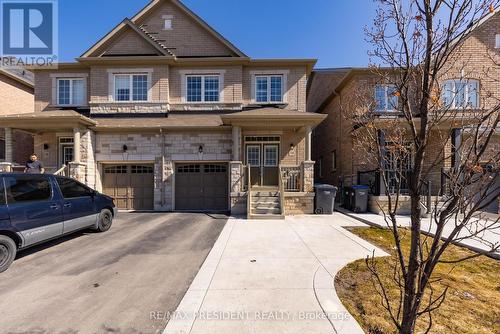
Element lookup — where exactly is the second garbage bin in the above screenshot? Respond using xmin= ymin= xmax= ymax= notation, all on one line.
xmin=314 ymin=184 xmax=337 ymax=214
xmin=351 ymin=185 xmax=369 ymax=213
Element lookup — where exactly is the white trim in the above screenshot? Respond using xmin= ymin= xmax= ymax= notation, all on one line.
xmin=250 ymin=70 xmax=289 ymax=103
xmin=246 ymin=145 xmax=261 ymax=167
xmin=442 ymin=79 xmax=480 ymax=109
xmin=54 ymin=78 xmax=88 ymax=107
xmin=263 ymin=144 xmax=279 ymax=167
xmin=374 ymin=84 xmax=398 ymax=112
xmin=51 ymin=74 xmax=88 ymax=106
xmin=108 ymin=71 xmax=153 ymax=102
xmin=495 ymin=34 xmax=500 ymax=49
xmin=180 ymin=70 xmax=225 ymax=103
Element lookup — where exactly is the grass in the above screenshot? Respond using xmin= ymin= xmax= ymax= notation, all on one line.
xmin=335 ymin=227 xmax=500 ymax=334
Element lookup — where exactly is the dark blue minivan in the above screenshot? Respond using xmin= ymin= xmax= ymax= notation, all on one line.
xmin=0 ymin=173 xmax=117 ymax=272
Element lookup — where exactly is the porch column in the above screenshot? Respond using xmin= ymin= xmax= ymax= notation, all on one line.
xmin=377 ymin=130 xmax=387 ymax=195
xmin=232 ymin=126 xmax=241 ymax=161
xmin=305 ymin=125 xmax=312 ymax=161
xmin=73 ymin=127 xmax=81 ymax=163
xmin=4 ymin=127 xmax=13 ymax=162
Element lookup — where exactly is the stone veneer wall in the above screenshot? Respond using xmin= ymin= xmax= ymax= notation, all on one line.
xmin=94 ymin=131 xmax=232 ymax=211
xmin=284 ymin=193 xmax=315 ymax=215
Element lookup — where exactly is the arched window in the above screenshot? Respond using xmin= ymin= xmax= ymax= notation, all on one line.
xmin=442 ymin=79 xmax=479 ymax=109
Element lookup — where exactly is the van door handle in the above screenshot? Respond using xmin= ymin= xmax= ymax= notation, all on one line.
xmin=63 ymin=203 xmax=72 ymax=208
xmin=50 ymin=204 xmax=59 ymax=210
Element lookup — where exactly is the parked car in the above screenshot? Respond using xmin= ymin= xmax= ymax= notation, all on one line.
xmin=0 ymin=173 xmax=117 ymax=272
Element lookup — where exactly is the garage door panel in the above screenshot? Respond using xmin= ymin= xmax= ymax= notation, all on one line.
xmin=175 ymin=163 xmax=228 ymax=212
xmin=103 ymin=164 xmax=154 ymax=211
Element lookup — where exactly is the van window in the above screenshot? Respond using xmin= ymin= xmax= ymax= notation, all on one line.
xmin=56 ymin=177 xmax=93 ymax=198
xmin=0 ymin=178 xmax=5 ymax=205
xmin=4 ymin=176 xmax=52 ymax=204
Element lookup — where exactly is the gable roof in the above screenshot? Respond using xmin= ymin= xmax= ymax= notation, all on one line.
xmin=81 ymin=18 xmax=175 ymax=57
xmin=131 ymin=0 xmax=247 ymax=57
xmin=0 ymin=67 xmax=34 ymax=88
xmin=81 ymin=0 xmax=246 ymax=58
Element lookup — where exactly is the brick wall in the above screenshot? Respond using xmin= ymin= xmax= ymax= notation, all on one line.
xmin=134 ymin=1 xmax=237 ymax=57
xmin=0 ymin=72 xmax=34 ymax=164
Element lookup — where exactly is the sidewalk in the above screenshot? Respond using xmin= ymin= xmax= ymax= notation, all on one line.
xmin=337 ymin=208 xmax=500 ymax=259
xmin=163 ymin=213 xmax=387 ymax=334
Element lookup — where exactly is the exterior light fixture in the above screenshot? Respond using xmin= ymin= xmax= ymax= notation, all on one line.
xmin=123 ymin=145 xmax=128 ymax=152
xmin=198 ymin=145 xmax=204 ymax=154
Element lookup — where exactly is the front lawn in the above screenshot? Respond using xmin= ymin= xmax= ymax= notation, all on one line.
xmin=335 ymin=227 xmax=500 ymax=334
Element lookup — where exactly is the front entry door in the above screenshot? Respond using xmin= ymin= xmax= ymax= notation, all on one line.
xmin=246 ymin=143 xmax=279 ymax=187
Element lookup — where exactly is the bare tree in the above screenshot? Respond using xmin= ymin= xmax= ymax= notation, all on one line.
xmin=343 ymin=1 xmax=500 ymax=333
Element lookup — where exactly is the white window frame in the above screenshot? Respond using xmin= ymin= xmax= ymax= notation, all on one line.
xmin=496 ymin=34 xmax=500 ymax=49
xmin=50 ymin=73 xmax=88 ymax=107
xmin=374 ymin=84 xmax=399 ymax=112
xmin=251 ymin=70 xmax=289 ymax=104
xmin=162 ymin=15 xmax=173 ymax=30
xmin=263 ymin=145 xmax=279 ymax=167
xmin=442 ymin=79 xmax=480 ymax=109
xmin=180 ymin=70 xmax=225 ymax=103
xmin=246 ymin=145 xmax=261 ymax=167
xmin=113 ymin=74 xmax=149 ymax=102
xmin=185 ymin=75 xmax=221 ymax=103
xmin=107 ymin=68 xmax=153 ymax=103
xmin=56 ymin=78 xmax=85 ymax=106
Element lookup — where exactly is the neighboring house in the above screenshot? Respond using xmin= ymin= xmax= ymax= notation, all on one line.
xmin=0 ymin=0 xmax=325 ymax=217
xmin=310 ymin=9 xmax=499 ymax=214
xmin=0 ymin=68 xmax=35 ymax=165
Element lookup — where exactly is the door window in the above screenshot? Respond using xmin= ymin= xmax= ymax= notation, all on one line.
xmin=247 ymin=146 xmax=261 ymax=166
xmin=56 ymin=177 xmax=93 ymax=198
xmin=264 ymin=145 xmax=278 ymax=167
xmin=4 ymin=176 xmax=52 ymax=203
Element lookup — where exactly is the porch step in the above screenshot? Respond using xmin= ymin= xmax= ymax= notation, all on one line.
xmin=253 ymin=207 xmax=282 ymax=215
xmin=253 ymin=191 xmax=280 ymax=197
xmin=248 ymin=213 xmax=285 ymax=220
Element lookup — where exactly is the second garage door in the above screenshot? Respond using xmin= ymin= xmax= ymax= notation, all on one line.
xmin=102 ymin=164 xmax=154 ymax=210
xmin=175 ymin=163 xmax=228 ymax=212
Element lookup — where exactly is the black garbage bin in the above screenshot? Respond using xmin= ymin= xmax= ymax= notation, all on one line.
xmin=314 ymin=184 xmax=337 ymax=214
xmin=351 ymin=185 xmax=369 ymax=213
xmin=342 ymin=186 xmax=352 ymax=210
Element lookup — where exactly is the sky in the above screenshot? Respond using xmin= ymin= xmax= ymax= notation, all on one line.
xmin=58 ymin=0 xmax=379 ymax=68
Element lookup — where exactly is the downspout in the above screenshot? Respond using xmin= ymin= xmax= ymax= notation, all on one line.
xmin=160 ymin=128 xmax=166 ymax=208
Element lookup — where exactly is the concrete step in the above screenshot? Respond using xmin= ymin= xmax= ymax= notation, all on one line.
xmin=248 ymin=213 xmax=285 ymax=220
xmin=252 ymin=203 xmax=281 ymax=210
xmin=253 ymin=191 xmax=279 ymax=197
xmin=253 ymin=207 xmax=282 ymax=215
xmin=251 ymin=197 xmax=280 ymax=204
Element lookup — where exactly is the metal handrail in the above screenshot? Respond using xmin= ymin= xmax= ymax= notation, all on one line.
xmin=247 ymin=164 xmax=251 ymax=218
xmin=279 ymin=165 xmax=285 ymax=216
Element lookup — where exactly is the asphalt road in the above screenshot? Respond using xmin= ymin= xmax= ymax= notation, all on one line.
xmin=0 ymin=212 xmax=227 ymax=334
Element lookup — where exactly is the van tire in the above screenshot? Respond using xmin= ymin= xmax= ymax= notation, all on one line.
xmin=96 ymin=209 xmax=113 ymax=232
xmin=0 ymin=235 xmax=17 ymax=273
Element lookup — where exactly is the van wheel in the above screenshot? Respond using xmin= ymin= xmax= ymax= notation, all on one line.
xmin=0 ymin=235 xmax=17 ymax=273
xmin=96 ymin=209 xmax=113 ymax=232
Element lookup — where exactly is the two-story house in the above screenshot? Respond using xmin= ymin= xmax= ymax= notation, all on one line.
xmin=310 ymin=8 xmax=499 ymax=214
xmin=0 ymin=68 xmax=34 ymax=165
xmin=0 ymin=0 xmax=325 ymax=217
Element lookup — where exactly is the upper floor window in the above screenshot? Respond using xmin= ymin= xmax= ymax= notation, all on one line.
xmin=375 ymin=84 xmax=398 ymax=112
xmin=442 ymin=79 xmax=479 ymax=109
xmin=114 ymin=74 xmax=148 ymax=102
xmin=496 ymin=34 xmax=500 ymax=49
xmin=186 ymin=75 xmax=220 ymax=102
xmin=255 ymin=75 xmax=283 ymax=103
xmin=57 ymin=78 xmax=85 ymax=105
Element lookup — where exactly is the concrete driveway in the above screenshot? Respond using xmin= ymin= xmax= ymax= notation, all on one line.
xmin=0 ymin=212 xmax=227 ymax=334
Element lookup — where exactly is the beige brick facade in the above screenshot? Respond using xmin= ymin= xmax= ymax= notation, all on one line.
xmin=0 ymin=71 xmax=34 ymax=164
xmin=310 ymin=11 xmax=499 ymax=213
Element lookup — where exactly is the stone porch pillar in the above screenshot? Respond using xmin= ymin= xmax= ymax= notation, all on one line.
xmin=305 ymin=126 xmax=312 ymax=162
xmin=232 ymin=126 xmax=241 ymax=161
xmin=73 ymin=127 xmax=81 ymax=163
xmin=4 ymin=127 xmax=13 ymax=163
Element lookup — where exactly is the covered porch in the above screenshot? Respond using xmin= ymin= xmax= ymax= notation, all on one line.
xmin=221 ymin=108 xmax=326 ymax=217
xmin=0 ymin=111 xmax=96 ymax=183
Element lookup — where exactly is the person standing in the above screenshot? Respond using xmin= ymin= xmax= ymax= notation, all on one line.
xmin=24 ymin=154 xmax=45 ymax=174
